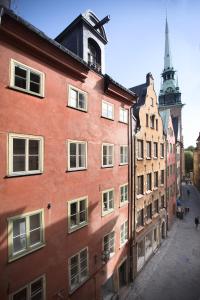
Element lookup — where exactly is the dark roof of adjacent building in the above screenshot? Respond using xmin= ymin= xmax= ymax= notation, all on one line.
xmin=159 ymin=109 xmax=170 ymax=135
xmin=129 ymin=83 xmax=147 ymax=119
xmin=197 ymin=132 xmax=200 ymax=141
xmin=172 ymin=117 xmax=179 ymax=140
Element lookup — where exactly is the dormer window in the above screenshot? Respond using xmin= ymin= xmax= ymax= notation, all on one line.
xmin=88 ymin=38 xmax=101 ymax=72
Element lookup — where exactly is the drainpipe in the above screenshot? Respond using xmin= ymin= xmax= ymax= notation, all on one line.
xmin=0 ymin=6 xmax=4 ymax=25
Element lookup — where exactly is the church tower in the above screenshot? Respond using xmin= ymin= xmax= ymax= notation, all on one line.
xmin=159 ymin=17 xmax=184 ymax=196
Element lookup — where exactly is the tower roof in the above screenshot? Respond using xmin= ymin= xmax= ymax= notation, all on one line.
xmin=164 ymin=17 xmax=173 ymax=70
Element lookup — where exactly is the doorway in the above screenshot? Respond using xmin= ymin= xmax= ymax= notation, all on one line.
xmin=118 ymin=259 xmax=127 ymax=288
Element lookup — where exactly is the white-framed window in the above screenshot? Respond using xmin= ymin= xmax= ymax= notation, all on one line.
xmin=68 ymin=140 xmax=87 ymax=171
xmin=120 ymin=220 xmax=128 ymax=246
xmin=10 ymin=275 xmax=46 ymax=300
xmin=68 ymin=85 xmax=87 ymax=111
xmin=137 ymin=140 xmax=143 ymax=159
xmin=120 ymin=145 xmax=128 ymax=165
xmin=160 ymin=143 xmax=164 ymax=158
xmin=153 ymin=142 xmax=158 ymax=158
xmin=10 ymin=59 xmax=44 ymax=97
xmin=102 ymin=143 xmax=114 ymax=167
xmin=102 ymin=189 xmax=114 ymax=216
xmin=120 ymin=184 xmax=128 ymax=205
xmin=154 ymin=171 xmax=158 ymax=188
xmin=8 ymin=133 xmax=44 ymax=177
xmin=103 ymin=231 xmax=115 ymax=257
xmin=69 ymin=247 xmax=88 ymax=292
xmin=8 ymin=209 xmax=44 ymax=261
xmin=146 ymin=141 xmax=151 ymax=159
xmin=137 ymin=209 xmax=144 ymax=227
xmin=147 ymin=173 xmax=152 ymax=191
xmin=137 ymin=175 xmax=144 ymax=195
xmin=119 ymin=107 xmax=128 ymax=123
xmin=102 ymin=100 xmax=114 ymax=120
xmin=68 ymin=197 xmax=88 ymax=233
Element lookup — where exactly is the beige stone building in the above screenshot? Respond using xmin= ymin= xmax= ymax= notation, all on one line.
xmin=131 ymin=73 xmax=166 ymax=275
xmin=193 ymin=133 xmax=200 ymax=189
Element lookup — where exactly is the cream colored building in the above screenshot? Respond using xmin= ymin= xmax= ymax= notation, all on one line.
xmin=193 ymin=133 xmax=200 ymax=189
xmin=131 ymin=73 xmax=166 ymax=275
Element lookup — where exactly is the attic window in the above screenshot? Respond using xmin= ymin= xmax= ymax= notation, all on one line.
xmin=150 ymin=115 xmax=155 ymax=129
xmin=88 ymin=38 xmax=101 ymax=72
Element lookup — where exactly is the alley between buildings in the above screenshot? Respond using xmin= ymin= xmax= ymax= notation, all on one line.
xmin=126 ymin=184 xmax=200 ymax=300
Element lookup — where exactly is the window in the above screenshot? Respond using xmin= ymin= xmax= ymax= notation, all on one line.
xmin=120 ymin=146 xmax=128 ymax=165
xmin=102 ymin=101 xmax=114 ymax=120
xmin=10 ymin=59 xmax=44 ymax=97
xmin=150 ymin=115 xmax=155 ymax=128
xmin=161 ymin=170 xmax=164 ymax=185
xmin=154 ymin=171 xmax=158 ymax=188
xmin=161 ymin=196 xmax=165 ymax=208
xmin=120 ymin=184 xmax=128 ymax=205
xmin=160 ymin=143 xmax=164 ymax=158
xmin=102 ymin=144 xmax=114 ymax=167
xmin=137 ymin=209 xmax=144 ymax=227
xmin=147 ymin=204 xmax=152 ymax=219
xmin=153 ymin=142 xmax=158 ymax=158
xmin=10 ymin=275 xmax=45 ymax=300
xmin=120 ymin=220 xmax=128 ymax=246
xmin=8 ymin=133 xmax=44 ymax=176
xmin=104 ymin=231 xmax=115 ymax=256
xmin=150 ymin=97 xmax=153 ymax=106
xmin=69 ymin=247 xmax=88 ymax=292
xmin=119 ymin=108 xmax=128 ymax=123
xmin=154 ymin=199 xmax=159 ymax=213
xmin=146 ymin=141 xmax=151 ymax=159
xmin=68 ymin=140 xmax=87 ymax=171
xmin=156 ymin=119 xmax=158 ymax=130
xmin=137 ymin=176 xmax=144 ymax=195
xmin=137 ymin=140 xmax=143 ymax=159
xmin=146 ymin=114 xmax=149 ymax=127
xmin=8 ymin=210 xmax=44 ymax=261
xmin=147 ymin=173 xmax=152 ymax=191
xmin=68 ymin=197 xmax=88 ymax=233
xmin=88 ymin=38 xmax=101 ymax=71
xmin=68 ymin=86 xmax=87 ymax=111
xmin=102 ymin=189 xmax=114 ymax=215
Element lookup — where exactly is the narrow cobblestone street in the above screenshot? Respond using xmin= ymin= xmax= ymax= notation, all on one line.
xmin=126 ymin=184 xmax=200 ymax=300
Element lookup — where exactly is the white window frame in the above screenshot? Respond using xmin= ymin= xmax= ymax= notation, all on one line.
xmin=10 ymin=59 xmax=45 ymax=97
xmin=120 ymin=145 xmax=128 ymax=165
xmin=102 ymin=188 xmax=114 ymax=216
xmin=69 ymin=247 xmax=89 ymax=293
xmin=102 ymin=143 xmax=114 ymax=167
xmin=8 ymin=209 xmax=45 ymax=262
xmin=120 ymin=220 xmax=128 ymax=247
xmin=68 ymin=197 xmax=88 ymax=233
xmin=68 ymin=85 xmax=87 ymax=112
xmin=8 ymin=133 xmax=44 ymax=177
xmin=102 ymin=100 xmax=114 ymax=120
xmin=160 ymin=143 xmax=164 ymax=158
xmin=146 ymin=141 xmax=151 ymax=159
xmin=137 ymin=140 xmax=144 ymax=159
xmin=68 ymin=140 xmax=87 ymax=171
xmin=103 ymin=231 xmax=115 ymax=258
xmin=119 ymin=107 xmax=128 ymax=123
xmin=9 ymin=275 xmax=46 ymax=300
xmin=153 ymin=142 xmax=158 ymax=158
xmin=120 ymin=183 xmax=128 ymax=206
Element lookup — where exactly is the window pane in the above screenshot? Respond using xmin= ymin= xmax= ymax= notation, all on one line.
xmin=79 ymin=93 xmax=86 ymax=109
xmin=29 ymin=140 xmax=39 ymax=171
xmin=31 ymin=278 xmax=43 ymax=300
xmin=13 ymin=139 xmax=25 ymax=155
xmin=29 ymin=156 xmax=39 ymax=171
xmin=13 ymin=218 xmax=26 ymax=253
xmin=13 ymin=156 xmax=26 ymax=172
xmin=30 ymin=214 xmax=41 ymax=245
xmin=70 ymin=143 xmax=76 ymax=156
xmin=102 ymin=102 xmax=107 ymax=117
xmin=70 ymin=89 xmax=78 ymax=107
xmin=30 ymin=72 xmax=40 ymax=84
xmin=13 ymin=139 xmax=26 ymax=172
xmin=13 ymin=288 xmax=27 ymax=300
xmin=70 ymin=202 xmax=78 ymax=227
xmin=29 ymin=140 xmax=39 ymax=155
xmin=103 ymin=193 xmax=108 ymax=211
xmin=30 ymin=82 xmax=40 ymax=94
xmin=14 ymin=66 xmax=27 ymax=89
xmin=79 ymin=200 xmax=86 ymax=223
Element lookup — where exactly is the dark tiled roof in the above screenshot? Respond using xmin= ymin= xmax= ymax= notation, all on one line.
xmin=172 ymin=117 xmax=179 ymax=140
xmin=105 ymin=74 xmax=137 ymax=98
xmin=159 ymin=109 xmax=170 ymax=135
xmin=129 ymin=83 xmax=147 ymax=119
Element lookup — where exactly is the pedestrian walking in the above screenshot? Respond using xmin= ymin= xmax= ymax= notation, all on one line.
xmin=194 ymin=216 xmax=199 ymax=229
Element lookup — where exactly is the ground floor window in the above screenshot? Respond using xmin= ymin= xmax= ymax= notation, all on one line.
xmin=145 ymin=232 xmax=153 ymax=259
xmin=137 ymin=240 xmax=145 ymax=271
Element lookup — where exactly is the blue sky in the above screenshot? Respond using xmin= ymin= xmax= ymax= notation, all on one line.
xmin=12 ymin=0 xmax=200 ymax=147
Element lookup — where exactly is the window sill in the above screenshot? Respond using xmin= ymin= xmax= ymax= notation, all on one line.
xmin=160 ymin=184 xmax=164 ymax=187
xmin=5 ymin=172 xmax=43 ymax=178
xmin=102 ymin=209 xmax=114 ymax=217
xmin=136 ymin=226 xmax=144 ymax=233
xmin=120 ymin=201 xmax=128 ymax=208
xmin=136 ymin=194 xmax=144 ymax=199
xmin=146 ymin=190 xmax=152 ymax=194
xmin=9 ymin=85 xmax=44 ymax=98
xmin=101 ymin=115 xmax=114 ymax=121
xmin=153 ymin=213 xmax=159 ymax=218
xmin=146 ymin=157 xmax=151 ymax=160
xmin=67 ymin=168 xmax=87 ymax=172
xmin=118 ymin=120 xmax=128 ymax=125
xmin=153 ymin=187 xmax=158 ymax=191
xmin=8 ymin=243 xmax=45 ymax=263
xmin=101 ymin=165 xmax=114 ymax=169
xmin=153 ymin=157 xmax=158 ymax=160
xmin=67 ymin=104 xmax=87 ymax=113
xmin=68 ymin=222 xmax=88 ymax=234
xmin=69 ymin=276 xmax=89 ymax=295
xmin=137 ymin=158 xmax=144 ymax=161
xmin=145 ymin=219 xmax=152 ymax=225
xmin=120 ymin=240 xmax=128 ymax=248
xmin=160 ymin=156 xmax=164 ymax=159
xmin=119 ymin=163 xmax=128 ymax=166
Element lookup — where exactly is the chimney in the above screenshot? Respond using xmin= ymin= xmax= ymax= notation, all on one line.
xmin=0 ymin=0 xmax=11 ymax=9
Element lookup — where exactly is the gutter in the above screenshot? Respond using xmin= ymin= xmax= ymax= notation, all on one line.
xmin=0 ymin=6 xmax=4 ymax=25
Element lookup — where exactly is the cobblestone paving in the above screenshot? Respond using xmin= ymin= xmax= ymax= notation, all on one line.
xmin=125 ymin=184 xmax=200 ymax=300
